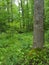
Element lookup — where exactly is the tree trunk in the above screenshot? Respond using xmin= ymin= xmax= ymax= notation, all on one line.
xmin=26 ymin=0 xmax=30 ymax=31
xmin=33 ymin=0 xmax=44 ymax=48
xmin=11 ymin=0 xmax=13 ymax=22
xmin=21 ymin=0 xmax=25 ymax=29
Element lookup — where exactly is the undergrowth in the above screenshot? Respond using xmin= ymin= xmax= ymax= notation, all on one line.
xmin=0 ymin=32 xmax=49 ymax=65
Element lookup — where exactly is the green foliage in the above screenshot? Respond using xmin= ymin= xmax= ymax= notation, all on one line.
xmin=27 ymin=48 xmax=49 ymax=65
xmin=0 ymin=32 xmax=49 ymax=65
xmin=45 ymin=30 xmax=49 ymax=47
xmin=0 ymin=0 xmax=49 ymax=32
xmin=0 ymin=32 xmax=32 ymax=65
xmin=44 ymin=0 xmax=49 ymax=31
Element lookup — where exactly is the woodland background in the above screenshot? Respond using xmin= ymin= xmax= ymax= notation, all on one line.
xmin=0 ymin=0 xmax=49 ymax=65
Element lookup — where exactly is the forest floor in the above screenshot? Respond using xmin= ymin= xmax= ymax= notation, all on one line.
xmin=0 ymin=32 xmax=49 ymax=65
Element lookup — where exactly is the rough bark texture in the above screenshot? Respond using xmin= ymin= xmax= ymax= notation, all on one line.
xmin=33 ymin=0 xmax=44 ymax=48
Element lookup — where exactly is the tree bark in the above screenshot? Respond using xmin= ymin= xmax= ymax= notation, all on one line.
xmin=33 ymin=0 xmax=44 ymax=48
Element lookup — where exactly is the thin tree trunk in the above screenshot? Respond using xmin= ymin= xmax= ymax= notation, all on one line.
xmin=33 ymin=0 xmax=44 ymax=48
xmin=11 ymin=0 xmax=13 ymax=22
xmin=21 ymin=0 xmax=25 ymax=29
xmin=7 ymin=1 xmax=10 ymax=22
xmin=26 ymin=0 xmax=30 ymax=32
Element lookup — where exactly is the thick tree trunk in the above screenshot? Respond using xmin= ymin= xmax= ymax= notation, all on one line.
xmin=33 ymin=0 xmax=44 ymax=48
